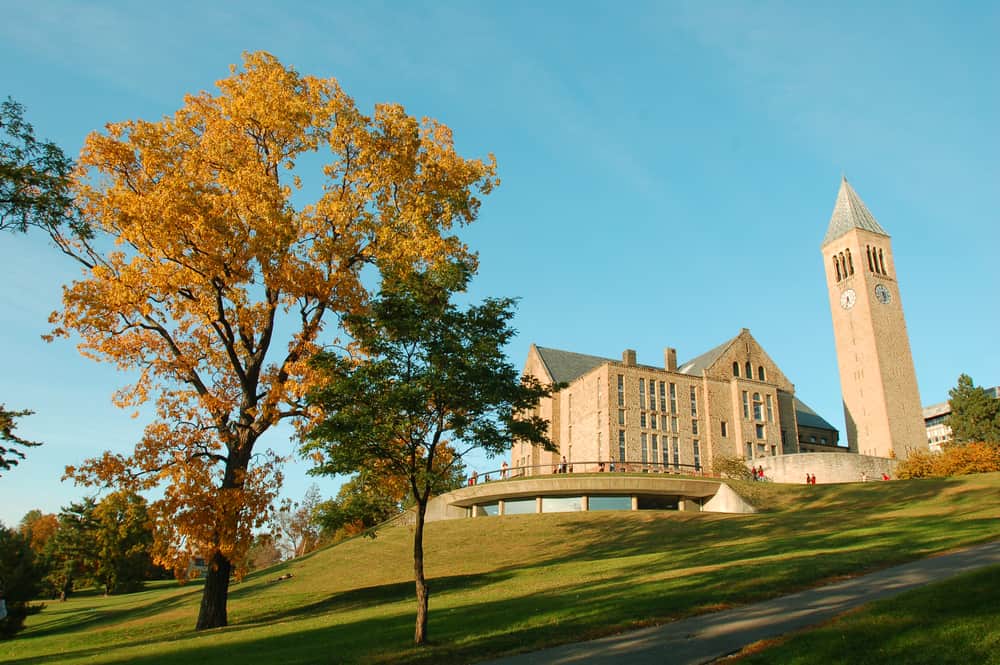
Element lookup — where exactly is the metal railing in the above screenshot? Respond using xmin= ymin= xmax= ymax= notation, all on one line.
xmin=465 ymin=459 xmax=714 ymax=485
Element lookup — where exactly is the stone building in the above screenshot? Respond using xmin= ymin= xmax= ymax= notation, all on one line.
xmin=509 ymin=329 xmax=839 ymax=476
xmin=822 ymin=178 xmax=928 ymax=459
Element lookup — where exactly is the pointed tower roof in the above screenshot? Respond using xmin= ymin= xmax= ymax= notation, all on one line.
xmin=823 ymin=177 xmax=888 ymax=245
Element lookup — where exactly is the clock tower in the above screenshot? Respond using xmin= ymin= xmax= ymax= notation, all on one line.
xmin=822 ymin=178 xmax=927 ymax=459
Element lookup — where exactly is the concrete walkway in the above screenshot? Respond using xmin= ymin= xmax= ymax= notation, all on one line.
xmin=482 ymin=540 xmax=1000 ymax=665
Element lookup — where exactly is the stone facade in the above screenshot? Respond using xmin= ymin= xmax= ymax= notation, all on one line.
xmin=510 ymin=329 xmax=839 ymax=476
xmin=822 ymin=179 xmax=928 ymax=459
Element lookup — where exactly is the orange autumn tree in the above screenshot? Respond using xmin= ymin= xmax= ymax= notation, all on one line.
xmin=54 ymin=51 xmax=497 ymax=630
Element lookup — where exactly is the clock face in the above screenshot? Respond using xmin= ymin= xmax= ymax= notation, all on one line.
xmin=840 ymin=288 xmax=857 ymax=310
xmin=874 ymin=284 xmax=892 ymax=304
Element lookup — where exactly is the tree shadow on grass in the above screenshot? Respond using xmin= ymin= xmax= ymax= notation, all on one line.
xmin=20 ymin=584 xmax=204 ymax=640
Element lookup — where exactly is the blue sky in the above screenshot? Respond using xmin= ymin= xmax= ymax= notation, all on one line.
xmin=2 ymin=1 xmax=998 ymax=527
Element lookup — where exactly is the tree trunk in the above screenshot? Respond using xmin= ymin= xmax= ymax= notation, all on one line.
xmin=196 ymin=549 xmax=233 ymax=630
xmin=413 ymin=498 xmax=429 ymax=645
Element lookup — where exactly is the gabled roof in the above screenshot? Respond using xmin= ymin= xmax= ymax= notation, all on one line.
xmin=534 ymin=346 xmax=609 ymax=384
xmin=677 ymin=335 xmax=738 ymax=376
xmin=794 ymin=397 xmax=837 ymax=432
xmin=823 ymin=177 xmax=888 ymax=245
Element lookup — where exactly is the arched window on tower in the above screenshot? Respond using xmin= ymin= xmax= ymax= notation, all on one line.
xmin=745 ymin=361 xmax=752 ymax=379
xmin=752 ymin=393 xmax=763 ymax=420
xmin=833 ymin=255 xmax=841 ymax=282
xmin=846 ymin=248 xmax=854 ymax=275
xmin=878 ymin=248 xmax=887 ymax=275
xmin=867 ymin=246 xmax=874 ymax=272
xmin=732 ymin=361 xmax=740 ymax=377
xmin=758 ymin=365 xmax=766 ymax=381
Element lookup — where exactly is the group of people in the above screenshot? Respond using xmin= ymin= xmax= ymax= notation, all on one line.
xmin=805 ymin=473 xmax=817 ymax=484
xmin=467 ymin=461 xmax=511 ymax=486
xmin=751 ymin=465 xmax=766 ymax=481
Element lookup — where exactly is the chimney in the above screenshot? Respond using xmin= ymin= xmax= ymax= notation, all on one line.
xmin=664 ymin=347 xmax=677 ymax=371
xmin=622 ymin=349 xmax=637 ymax=366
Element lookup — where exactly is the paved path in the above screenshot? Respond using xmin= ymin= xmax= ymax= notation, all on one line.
xmin=482 ymin=540 xmax=1000 ymax=665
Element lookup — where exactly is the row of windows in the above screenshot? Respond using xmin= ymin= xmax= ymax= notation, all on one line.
xmin=732 ymin=361 xmax=766 ymax=381
xmin=867 ymin=245 xmax=888 ymax=275
xmin=741 ymin=391 xmax=774 ymax=423
xmin=624 ymin=430 xmax=701 ymax=470
xmin=622 ymin=376 xmax=683 ymax=414
xmin=832 ymin=248 xmax=855 ymax=282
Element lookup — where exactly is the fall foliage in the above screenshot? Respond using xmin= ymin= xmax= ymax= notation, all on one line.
xmin=53 ymin=51 xmax=497 ymax=630
xmin=895 ymin=442 xmax=1000 ymax=479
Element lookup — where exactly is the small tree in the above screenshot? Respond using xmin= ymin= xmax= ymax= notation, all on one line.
xmin=0 ymin=407 xmax=42 ymax=476
xmin=92 ymin=492 xmax=155 ymax=594
xmin=303 ymin=263 xmax=556 ymax=645
xmin=272 ymin=484 xmax=323 ymax=559
xmin=947 ymin=374 xmax=1000 ymax=445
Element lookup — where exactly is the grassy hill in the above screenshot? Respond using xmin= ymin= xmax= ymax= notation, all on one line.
xmin=5 ymin=473 xmax=1000 ymax=664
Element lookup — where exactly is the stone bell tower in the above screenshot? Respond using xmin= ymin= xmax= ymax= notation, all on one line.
xmin=821 ymin=178 xmax=926 ymax=459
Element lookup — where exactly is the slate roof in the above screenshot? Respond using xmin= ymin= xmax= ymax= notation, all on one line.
xmin=534 ymin=346 xmax=610 ymax=384
xmin=794 ymin=397 xmax=837 ymax=432
xmin=823 ymin=177 xmax=888 ymax=245
xmin=676 ymin=335 xmax=738 ymax=376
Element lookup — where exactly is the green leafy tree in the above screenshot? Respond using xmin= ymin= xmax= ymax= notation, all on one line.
xmin=0 ymin=407 xmax=42 ymax=476
xmin=0 ymin=97 xmax=78 ymax=238
xmin=303 ymin=263 xmax=556 ymax=645
xmin=315 ymin=472 xmax=406 ymax=542
xmin=947 ymin=374 xmax=1000 ymax=445
xmin=0 ymin=524 xmax=43 ymax=638
xmin=42 ymin=498 xmax=99 ymax=600
xmin=92 ymin=492 xmax=155 ymax=594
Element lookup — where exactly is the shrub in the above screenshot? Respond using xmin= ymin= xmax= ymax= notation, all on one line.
xmin=897 ymin=442 xmax=1000 ymax=479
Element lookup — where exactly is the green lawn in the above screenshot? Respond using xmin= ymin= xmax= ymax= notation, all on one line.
xmin=4 ymin=473 xmax=999 ymax=664
xmin=732 ymin=564 xmax=1000 ymax=665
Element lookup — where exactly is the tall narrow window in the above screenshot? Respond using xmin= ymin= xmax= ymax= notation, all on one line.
xmin=639 ymin=379 xmax=646 ymax=409
xmin=753 ymin=392 xmax=763 ymax=420
xmin=766 ymin=394 xmax=774 ymax=422
xmin=568 ymin=393 xmax=573 ymax=422
xmin=672 ymin=437 xmax=680 ymax=469
xmin=641 ymin=433 xmax=648 ymax=464
xmin=742 ymin=391 xmax=750 ymax=418
xmin=757 ymin=365 xmax=765 ymax=381
xmin=693 ymin=440 xmax=701 ymax=471
xmin=878 ymin=248 xmax=887 ymax=275
xmin=690 ymin=386 xmax=698 ymax=416
xmin=640 ymin=411 xmax=647 ymax=428
xmin=659 ymin=382 xmax=666 ymax=412
xmin=648 ymin=379 xmax=656 ymax=410
xmin=721 ymin=420 xmax=728 ymax=437
xmin=745 ymin=361 xmax=752 ymax=378
xmin=651 ymin=412 xmax=658 ymax=429
xmin=618 ymin=430 xmax=626 ymax=462
xmin=651 ymin=434 xmax=659 ymax=466
xmin=746 ymin=442 xmax=753 ymax=459
xmin=671 ymin=416 xmax=678 ymax=433
xmin=867 ymin=246 xmax=874 ymax=272
xmin=618 ymin=409 xmax=625 ymax=425
xmin=662 ymin=437 xmax=669 ymax=465
xmin=733 ymin=361 xmax=741 ymax=376
xmin=833 ymin=255 xmax=841 ymax=282
xmin=669 ymin=383 xmax=677 ymax=413
xmin=661 ymin=414 xmax=668 ymax=430
xmin=691 ymin=419 xmax=699 ymax=435
xmin=756 ymin=423 xmax=765 ymax=439
xmin=846 ymin=248 xmax=854 ymax=275
xmin=617 ymin=374 xmax=624 ymax=407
